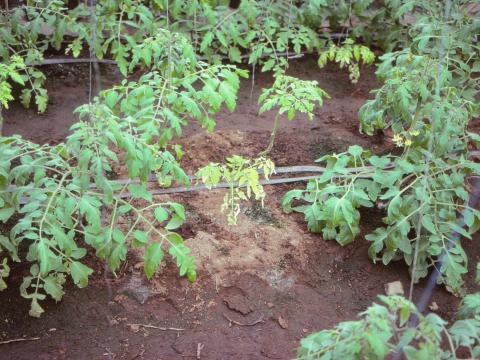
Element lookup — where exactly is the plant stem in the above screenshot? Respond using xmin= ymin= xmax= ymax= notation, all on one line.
xmin=408 ymin=0 xmax=452 ymax=302
xmin=0 ymin=104 xmax=3 ymax=137
xmin=260 ymin=113 xmax=280 ymax=156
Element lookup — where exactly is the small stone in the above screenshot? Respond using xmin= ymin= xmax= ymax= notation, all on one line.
xmin=129 ymin=324 xmax=140 ymax=333
xmin=121 ymin=275 xmax=153 ymax=304
xmin=302 ymin=328 xmax=308 ymax=333
xmin=429 ymin=302 xmax=439 ymax=311
xmin=114 ymin=294 xmax=128 ymax=303
xmin=278 ymin=316 xmax=288 ymax=329
xmin=385 ymin=281 xmax=404 ymax=296
xmin=49 ymin=328 xmax=57 ymax=332
xmin=267 ymin=302 xmax=274 ymax=308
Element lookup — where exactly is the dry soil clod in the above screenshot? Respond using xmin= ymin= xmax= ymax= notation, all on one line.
xmin=384 ymin=281 xmax=404 ymax=296
xmin=277 ymin=316 xmax=289 ymax=329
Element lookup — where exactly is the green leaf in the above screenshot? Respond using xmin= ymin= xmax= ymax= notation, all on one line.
xmin=9 ymin=71 xmax=25 ymax=85
xmin=127 ymin=183 xmax=153 ymax=202
xmin=154 ymin=207 xmax=169 ymax=222
xmin=229 ymin=46 xmax=242 ymax=63
xmin=144 ymin=242 xmax=164 ymax=279
xmin=79 ymin=196 xmax=101 ymax=231
xmin=458 ymin=293 xmax=480 ymax=318
xmin=104 ymin=91 xmax=119 ymax=108
xmin=167 ymin=232 xmax=183 ymax=245
xmin=365 ymin=331 xmax=389 ymax=358
xmin=0 ymin=235 xmax=19 ymax=261
xmin=70 ymin=261 xmax=93 ymax=288
xmin=215 ymin=30 xmax=228 ymax=48
xmin=29 ymin=298 xmax=44 ymax=318
xmin=118 ymin=204 xmax=132 ymax=214
xmin=166 ymin=214 xmax=183 ymax=230
xmin=133 ymin=230 xmax=148 ymax=246
xmin=421 ymin=215 xmax=436 ymax=234
xmin=109 ymin=244 xmax=127 ymax=272
xmin=348 ymin=145 xmax=363 ymax=157
xmin=0 ymin=207 xmax=15 ymax=223
xmin=169 ymin=243 xmax=196 ymax=282
xmin=20 ymin=89 xmax=31 ymax=108
xmin=399 ymin=306 xmax=411 ymax=326
xmin=200 ymin=32 xmax=214 ymax=52
xmin=170 ymin=203 xmax=185 ymax=220
xmin=112 ymin=228 xmax=125 ymax=244
xmin=35 ymin=93 xmax=48 ymax=113
xmin=261 ymin=59 xmax=276 ymax=72
xmin=281 ymin=189 xmax=304 ymax=213
xmin=37 ymin=240 xmax=52 ymax=276
xmin=43 ymin=275 xmax=65 ymax=302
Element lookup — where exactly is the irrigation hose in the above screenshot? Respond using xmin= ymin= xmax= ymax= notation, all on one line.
xmin=6 ymin=153 xmax=480 ymax=203
xmin=6 ymin=164 xmax=387 ymax=205
xmin=34 ymin=51 xmax=304 ymax=67
xmin=115 ymin=174 xmax=323 ymax=200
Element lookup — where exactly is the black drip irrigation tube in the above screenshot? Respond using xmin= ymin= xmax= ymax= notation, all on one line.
xmin=4 ymin=164 xmax=390 ymax=205
xmin=5 ymin=155 xmax=480 ymax=203
xmin=33 ymin=51 xmax=305 ymax=68
xmin=390 ymin=176 xmax=480 ymax=360
xmin=6 ymin=151 xmax=480 ymax=203
xmin=27 ymin=33 xmax=349 ymax=67
xmin=38 ymin=58 xmax=117 ymax=66
xmin=416 ymin=177 xmax=480 ymax=313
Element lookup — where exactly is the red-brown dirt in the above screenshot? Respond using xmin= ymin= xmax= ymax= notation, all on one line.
xmin=1 ymin=56 xmax=478 ymax=360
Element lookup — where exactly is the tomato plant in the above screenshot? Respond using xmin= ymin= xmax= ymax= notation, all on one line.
xmin=298 ymin=292 xmax=480 ymax=359
xmin=0 ymin=110 xmax=198 ymax=316
xmin=0 ymin=0 xmax=477 ymax=336
xmin=258 ymin=73 xmax=330 ymax=155
xmin=298 ymin=265 xmax=480 ymax=359
xmin=197 ymin=156 xmax=275 ymax=224
xmin=0 ymin=0 xmax=388 ymax=115
xmin=283 ymin=0 xmax=480 ymax=295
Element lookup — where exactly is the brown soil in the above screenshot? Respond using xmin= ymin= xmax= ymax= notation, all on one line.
xmin=1 ymin=56 xmax=478 ymax=360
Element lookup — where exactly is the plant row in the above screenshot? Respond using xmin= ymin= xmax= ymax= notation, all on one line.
xmin=0 ymin=4 xmax=478 ymax=354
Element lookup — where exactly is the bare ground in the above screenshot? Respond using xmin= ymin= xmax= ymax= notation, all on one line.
xmin=1 ymin=56 xmax=478 ymax=360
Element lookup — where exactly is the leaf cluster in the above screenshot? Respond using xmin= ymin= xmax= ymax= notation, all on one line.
xmin=259 ymin=73 xmax=329 ymax=121
xmin=197 ymin=156 xmax=275 ymax=224
xmin=0 ymin=100 xmax=197 ymax=317
xmin=95 ymin=62 xmax=247 ymax=146
xmin=284 ymin=0 xmax=480 ymax=295
xmin=318 ymin=38 xmax=375 ymax=83
xmin=298 ymin=293 xmax=480 ymax=359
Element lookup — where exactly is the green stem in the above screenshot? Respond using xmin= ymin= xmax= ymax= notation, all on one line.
xmin=260 ymin=113 xmax=280 ymax=156
xmin=0 ymin=104 xmax=3 ymax=137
